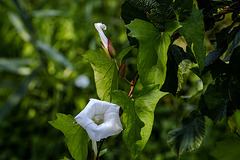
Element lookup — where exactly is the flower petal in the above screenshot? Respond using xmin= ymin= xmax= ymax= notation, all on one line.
xmin=94 ymin=23 xmax=108 ymax=49
xmin=74 ymin=99 xmax=123 ymax=141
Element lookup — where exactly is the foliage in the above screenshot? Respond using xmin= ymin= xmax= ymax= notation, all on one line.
xmin=82 ymin=49 xmax=118 ymax=102
xmin=167 ymin=110 xmax=205 ymax=156
xmin=1 ymin=0 xmax=240 ymax=160
xmin=49 ymin=113 xmax=89 ymax=160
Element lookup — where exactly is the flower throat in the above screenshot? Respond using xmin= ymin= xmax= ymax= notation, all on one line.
xmin=92 ymin=114 xmax=104 ymax=125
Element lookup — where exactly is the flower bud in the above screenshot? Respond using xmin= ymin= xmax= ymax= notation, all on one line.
xmin=107 ymin=38 xmax=117 ymax=58
xmin=94 ymin=23 xmax=117 ymax=59
xmin=118 ymin=62 xmax=127 ymax=78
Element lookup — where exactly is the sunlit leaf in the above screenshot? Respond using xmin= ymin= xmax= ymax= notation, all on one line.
xmin=83 ymin=49 xmax=118 ymax=102
xmin=126 ymin=19 xmax=180 ymax=87
xmin=134 ymin=85 xmax=167 ymax=155
xmin=168 ymin=110 xmax=205 ymax=156
xmin=178 ymin=6 xmax=206 ymax=73
xmin=117 ymin=45 xmax=136 ymax=64
xmin=49 ymin=113 xmax=89 ymax=160
xmin=227 ymin=117 xmax=239 ymax=134
xmin=112 ymin=85 xmax=167 ymax=158
xmin=231 ymin=110 xmax=240 ymax=133
xmin=112 ymin=90 xmax=144 ymax=159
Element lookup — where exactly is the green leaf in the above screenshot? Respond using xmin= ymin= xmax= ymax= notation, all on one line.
xmin=49 ymin=113 xmax=89 ymax=160
xmin=173 ymin=0 xmax=193 ymax=21
xmin=121 ymin=0 xmax=174 ymax=31
xmin=210 ymin=136 xmax=240 ymax=160
xmin=199 ymin=78 xmax=229 ymax=123
xmin=204 ymin=83 xmax=228 ymax=110
xmin=112 ymin=90 xmax=144 ymax=159
xmin=0 ymin=66 xmax=41 ymax=120
xmin=161 ymin=45 xmax=194 ymax=95
xmin=99 ymin=149 xmax=108 ymax=157
xmin=204 ymin=84 xmax=228 ymax=109
xmin=178 ymin=5 xmax=206 ymax=73
xmin=117 ymin=45 xmax=136 ymax=64
xmin=126 ymin=19 xmax=180 ymax=87
xmin=147 ymin=0 xmax=174 ymax=30
xmin=121 ymin=0 xmax=152 ymax=45
xmin=112 ymin=85 xmax=167 ymax=158
xmin=121 ymin=0 xmax=156 ymax=25
xmin=215 ymin=23 xmax=238 ymax=49
xmin=230 ymin=110 xmax=240 ymax=134
xmin=227 ymin=117 xmax=239 ymax=134
xmin=197 ymin=0 xmax=229 ymax=31
xmin=82 ymin=49 xmax=118 ymax=102
xmin=167 ymin=110 xmax=205 ymax=156
xmin=134 ymin=85 xmax=167 ymax=154
xmin=198 ymin=59 xmax=230 ymax=122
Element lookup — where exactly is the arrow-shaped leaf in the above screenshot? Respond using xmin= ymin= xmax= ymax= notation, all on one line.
xmin=49 ymin=113 xmax=89 ymax=160
xmin=83 ymin=49 xmax=118 ymax=102
xmin=126 ymin=19 xmax=180 ymax=88
xmin=112 ymin=85 xmax=167 ymax=158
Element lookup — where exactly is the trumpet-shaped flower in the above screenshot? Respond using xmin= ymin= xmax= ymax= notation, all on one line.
xmin=75 ymin=99 xmax=122 ymax=141
xmin=94 ymin=23 xmax=116 ymax=59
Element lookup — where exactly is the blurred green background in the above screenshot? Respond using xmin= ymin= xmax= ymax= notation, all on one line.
xmin=0 ymin=0 xmax=237 ymax=160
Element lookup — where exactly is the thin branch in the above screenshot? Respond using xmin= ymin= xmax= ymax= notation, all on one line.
xmin=128 ymin=72 xmax=139 ymax=97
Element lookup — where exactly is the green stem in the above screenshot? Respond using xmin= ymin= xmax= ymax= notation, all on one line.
xmin=114 ymin=58 xmax=120 ymax=70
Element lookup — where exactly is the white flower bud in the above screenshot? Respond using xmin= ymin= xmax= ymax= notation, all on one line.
xmin=94 ymin=23 xmax=108 ymax=49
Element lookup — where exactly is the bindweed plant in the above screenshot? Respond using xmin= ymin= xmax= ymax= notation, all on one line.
xmin=48 ymin=0 xmax=240 ymax=159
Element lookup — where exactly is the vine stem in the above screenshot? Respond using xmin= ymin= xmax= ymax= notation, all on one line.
xmin=95 ymin=71 xmax=139 ymax=160
xmin=96 ymin=139 xmax=105 ymax=160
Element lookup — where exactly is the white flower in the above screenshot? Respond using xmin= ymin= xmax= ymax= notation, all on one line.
xmin=94 ymin=22 xmax=116 ymax=59
xmin=75 ymin=99 xmax=123 ymax=141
